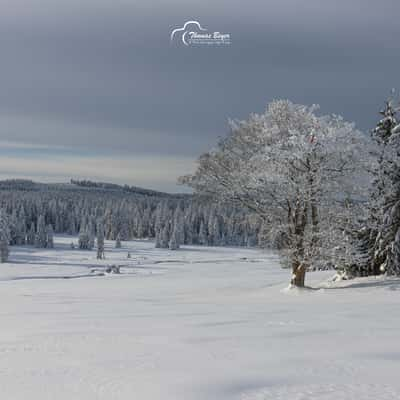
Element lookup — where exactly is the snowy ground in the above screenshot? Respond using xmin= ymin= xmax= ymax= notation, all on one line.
xmin=0 ymin=236 xmax=399 ymax=400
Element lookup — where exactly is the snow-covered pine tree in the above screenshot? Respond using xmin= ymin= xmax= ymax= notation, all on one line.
xmin=174 ymin=204 xmax=185 ymax=244
xmin=8 ymin=210 xmax=19 ymax=245
xmin=137 ymin=220 xmax=144 ymax=238
xmin=46 ymin=225 xmax=54 ymax=248
xmin=154 ymin=202 xmax=164 ymax=234
xmin=154 ymin=228 xmax=162 ymax=248
xmin=96 ymin=222 xmax=105 ymax=259
xmin=16 ymin=219 xmax=26 ymax=245
xmin=8 ymin=209 xmax=25 ymax=245
xmin=27 ymin=223 xmax=35 ymax=245
xmin=17 ymin=205 xmax=27 ymax=242
xmin=78 ymin=221 xmax=90 ymax=250
xmin=55 ymin=213 xmax=62 ymax=233
xmin=198 ymin=221 xmax=207 ymax=245
xmin=88 ymin=220 xmax=95 ymax=250
xmin=0 ymin=209 xmax=10 ymax=263
xmin=169 ymin=225 xmax=180 ymax=250
xmin=115 ymin=233 xmax=122 ymax=248
xmin=35 ymin=215 xmax=47 ymax=248
xmin=369 ymin=98 xmax=400 ymax=275
xmin=211 ymin=214 xmax=221 ymax=246
xmin=161 ymin=224 xmax=170 ymax=248
xmin=68 ymin=215 xmax=76 ymax=236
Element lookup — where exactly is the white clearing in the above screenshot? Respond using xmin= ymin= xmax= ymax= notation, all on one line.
xmin=0 ymin=236 xmax=399 ymax=400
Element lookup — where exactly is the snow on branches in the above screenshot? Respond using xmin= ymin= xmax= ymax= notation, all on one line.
xmin=182 ymin=100 xmax=371 ymax=286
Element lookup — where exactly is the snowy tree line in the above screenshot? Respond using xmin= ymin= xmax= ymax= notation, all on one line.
xmin=182 ymin=98 xmax=400 ymax=287
xmin=0 ymin=180 xmax=262 ymax=260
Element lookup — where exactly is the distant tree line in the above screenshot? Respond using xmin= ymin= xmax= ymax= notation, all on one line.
xmin=0 ymin=181 xmax=262 ymax=261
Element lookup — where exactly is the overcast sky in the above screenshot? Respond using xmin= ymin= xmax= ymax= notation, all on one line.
xmin=0 ymin=0 xmax=399 ymax=192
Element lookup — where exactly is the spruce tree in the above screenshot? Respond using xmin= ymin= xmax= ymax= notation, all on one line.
xmin=155 ymin=228 xmax=162 ymax=248
xmin=88 ymin=220 xmax=95 ymax=249
xmin=369 ymin=99 xmax=400 ymax=275
xmin=0 ymin=210 xmax=10 ymax=263
xmin=27 ymin=223 xmax=36 ymax=245
xmin=8 ymin=210 xmax=19 ymax=245
xmin=96 ymin=222 xmax=105 ymax=259
xmin=68 ymin=215 xmax=76 ymax=236
xmin=173 ymin=206 xmax=184 ymax=245
xmin=115 ymin=233 xmax=122 ymax=248
xmin=78 ymin=221 xmax=90 ymax=250
xmin=169 ymin=225 xmax=180 ymax=250
xmin=198 ymin=221 xmax=207 ymax=245
xmin=46 ymin=225 xmax=54 ymax=249
xmin=35 ymin=215 xmax=47 ymax=248
xmin=17 ymin=220 xmax=26 ymax=245
xmin=161 ymin=225 xmax=170 ymax=248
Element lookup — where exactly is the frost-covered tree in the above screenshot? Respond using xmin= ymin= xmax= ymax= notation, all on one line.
xmin=88 ymin=220 xmax=95 ymax=250
xmin=96 ymin=222 xmax=105 ymax=259
xmin=169 ymin=225 xmax=180 ymax=250
xmin=68 ymin=215 xmax=76 ymax=236
xmin=154 ymin=228 xmax=162 ymax=248
xmin=198 ymin=221 xmax=207 ymax=245
xmin=161 ymin=224 xmax=170 ymax=248
xmin=0 ymin=209 xmax=10 ymax=262
xmin=167 ymin=207 xmax=183 ymax=250
xmin=367 ymin=98 xmax=400 ymax=275
xmin=35 ymin=215 xmax=47 ymax=248
xmin=182 ymin=100 xmax=369 ymax=287
xmin=27 ymin=223 xmax=36 ymax=245
xmin=8 ymin=210 xmax=19 ymax=245
xmin=173 ymin=205 xmax=185 ymax=244
xmin=9 ymin=210 xmax=26 ymax=245
xmin=115 ymin=233 xmax=121 ymax=248
xmin=16 ymin=219 xmax=26 ymax=245
xmin=78 ymin=222 xmax=90 ymax=250
xmin=46 ymin=225 xmax=54 ymax=248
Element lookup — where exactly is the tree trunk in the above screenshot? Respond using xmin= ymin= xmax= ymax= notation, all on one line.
xmin=287 ymin=199 xmax=308 ymax=288
xmin=291 ymin=261 xmax=306 ymax=287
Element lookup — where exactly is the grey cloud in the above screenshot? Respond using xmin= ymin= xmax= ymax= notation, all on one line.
xmin=0 ymin=0 xmax=399 ymax=190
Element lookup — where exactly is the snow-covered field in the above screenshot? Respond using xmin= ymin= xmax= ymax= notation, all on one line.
xmin=0 ymin=236 xmax=399 ymax=400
